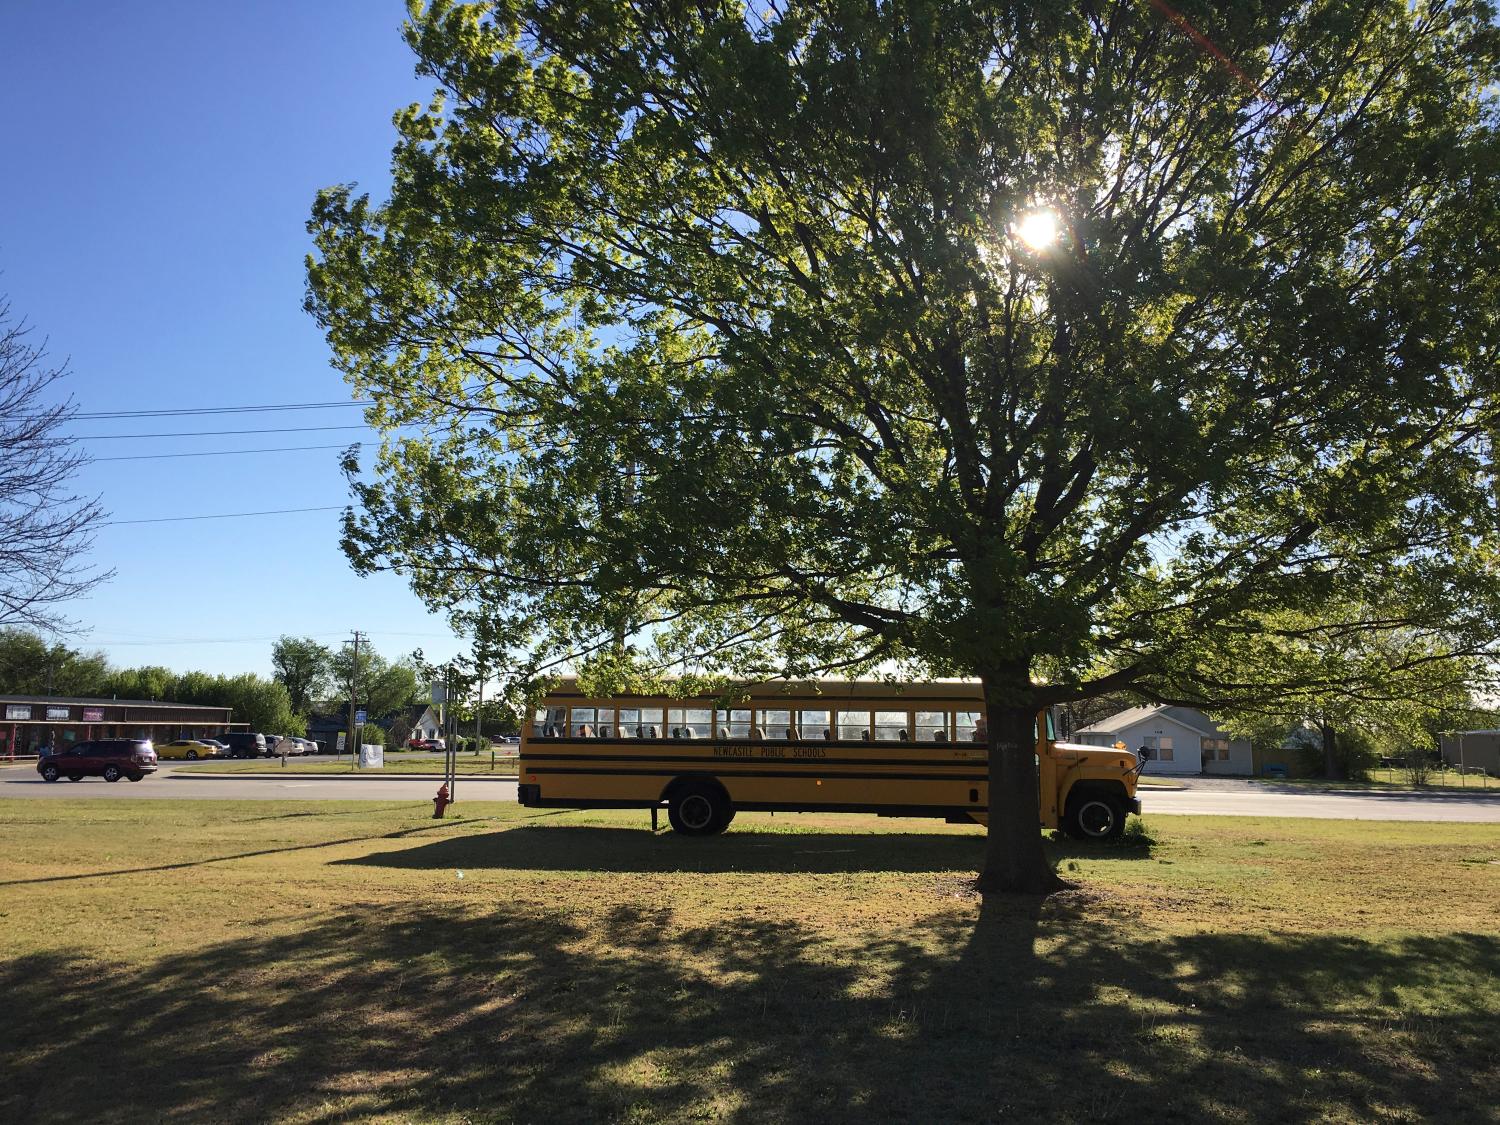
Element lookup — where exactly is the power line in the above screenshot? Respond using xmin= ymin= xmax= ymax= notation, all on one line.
xmin=69 ymin=400 xmax=374 ymax=420
xmin=100 ymin=505 xmax=344 ymax=527
xmin=91 ymin=443 xmax=349 ymax=462
xmin=71 ymin=424 xmax=383 ymax=440
xmin=87 ymin=629 xmax=456 ymax=645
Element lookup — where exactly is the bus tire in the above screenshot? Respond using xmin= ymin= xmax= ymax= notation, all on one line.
xmin=667 ymin=781 xmax=730 ymax=837
xmin=1063 ymin=789 xmax=1126 ymax=842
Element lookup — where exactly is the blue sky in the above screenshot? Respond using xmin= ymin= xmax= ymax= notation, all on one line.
xmin=1 ymin=2 xmax=464 ymax=675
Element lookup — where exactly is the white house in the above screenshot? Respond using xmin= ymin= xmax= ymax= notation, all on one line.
xmin=410 ymin=705 xmax=442 ymax=741
xmin=1075 ymin=705 xmax=1253 ymax=777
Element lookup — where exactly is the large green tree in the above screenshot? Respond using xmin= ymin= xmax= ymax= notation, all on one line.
xmin=0 ymin=629 xmax=110 ymax=696
xmin=308 ymin=1 xmax=1500 ymax=893
xmin=1207 ymin=603 xmax=1493 ymax=779
xmin=271 ymin=635 xmax=334 ymax=716
xmin=328 ymin=642 xmax=422 ymax=720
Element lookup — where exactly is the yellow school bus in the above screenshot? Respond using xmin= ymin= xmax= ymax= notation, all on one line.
xmin=518 ymin=679 xmax=1142 ymax=840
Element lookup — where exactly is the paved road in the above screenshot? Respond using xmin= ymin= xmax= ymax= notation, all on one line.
xmin=1140 ymin=783 xmax=1500 ymax=822
xmin=2 ymin=764 xmax=1498 ymax=821
xmin=0 ymin=762 xmax=517 ymax=802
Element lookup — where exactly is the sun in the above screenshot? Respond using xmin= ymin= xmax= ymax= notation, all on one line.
xmin=1011 ymin=209 xmax=1060 ymax=251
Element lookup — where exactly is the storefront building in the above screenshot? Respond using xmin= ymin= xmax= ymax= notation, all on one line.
xmin=0 ymin=696 xmax=237 ymax=758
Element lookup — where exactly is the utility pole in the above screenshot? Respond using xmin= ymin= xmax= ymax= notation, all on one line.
xmin=346 ymin=630 xmax=363 ymax=766
xmin=474 ymin=664 xmax=484 ymax=755
xmin=444 ymin=662 xmax=458 ymax=805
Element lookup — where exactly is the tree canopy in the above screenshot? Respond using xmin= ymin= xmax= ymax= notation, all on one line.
xmin=308 ymin=0 xmax=1500 ymax=891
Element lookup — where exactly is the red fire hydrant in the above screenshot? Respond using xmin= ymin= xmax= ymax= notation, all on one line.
xmin=432 ymin=783 xmax=451 ymax=819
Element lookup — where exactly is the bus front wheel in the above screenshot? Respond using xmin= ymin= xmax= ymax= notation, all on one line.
xmin=1063 ymin=791 xmax=1126 ymax=842
xmin=667 ymin=782 xmax=731 ymax=837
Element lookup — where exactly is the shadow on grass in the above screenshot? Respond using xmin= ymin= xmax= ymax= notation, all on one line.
xmin=0 ymin=819 xmax=456 ymax=887
xmin=1 ymin=891 xmax=1494 ymax=1124
xmin=336 ymin=823 xmax=1156 ymax=877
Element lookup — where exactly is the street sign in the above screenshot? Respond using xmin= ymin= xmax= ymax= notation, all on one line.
xmin=359 ymin=743 xmax=384 ymax=768
xmin=354 ymin=710 xmax=367 ymax=725
xmin=335 ymin=732 xmax=346 ymax=752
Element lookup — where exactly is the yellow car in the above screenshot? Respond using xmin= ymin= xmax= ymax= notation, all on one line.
xmin=155 ymin=738 xmax=223 ymax=761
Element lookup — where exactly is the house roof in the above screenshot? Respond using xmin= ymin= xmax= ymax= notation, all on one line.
xmin=0 ymin=694 xmax=229 ymax=711
xmin=1076 ymin=704 xmax=1224 ymax=740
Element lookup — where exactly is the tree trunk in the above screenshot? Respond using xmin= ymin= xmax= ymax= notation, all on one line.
xmin=1321 ymin=721 xmax=1343 ymax=781
xmin=977 ymin=675 xmax=1067 ymax=896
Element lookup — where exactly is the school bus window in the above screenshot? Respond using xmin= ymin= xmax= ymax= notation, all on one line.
xmin=956 ymin=710 xmax=982 ymax=742
xmin=534 ymin=707 xmax=568 ymax=738
xmin=760 ymin=709 xmax=791 ymax=740
xmin=716 ymin=709 xmax=751 ymax=739
xmin=800 ymin=709 xmax=830 ymax=740
xmin=837 ymin=709 xmax=871 ymax=740
xmin=915 ymin=710 xmax=947 ymax=742
xmin=639 ymin=707 xmax=663 ymax=738
xmin=618 ymin=708 xmax=640 ymax=738
xmin=596 ymin=708 xmax=615 ymax=738
xmin=572 ymin=708 xmax=595 ymax=737
xmin=874 ymin=710 xmax=908 ymax=741
xmin=669 ymin=707 xmax=710 ymax=738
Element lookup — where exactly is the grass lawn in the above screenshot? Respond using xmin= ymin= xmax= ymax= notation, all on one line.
xmin=176 ymin=755 xmax=519 ymax=776
xmin=1 ymin=802 xmax=1495 ymax=1124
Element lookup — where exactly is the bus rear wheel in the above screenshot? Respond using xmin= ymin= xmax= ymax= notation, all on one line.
xmin=667 ymin=782 xmax=731 ymax=836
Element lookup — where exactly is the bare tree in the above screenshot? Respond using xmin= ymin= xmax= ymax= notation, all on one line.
xmin=0 ymin=298 xmax=111 ymax=630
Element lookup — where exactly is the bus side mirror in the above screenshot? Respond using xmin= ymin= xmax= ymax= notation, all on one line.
xmin=1137 ymin=746 xmax=1154 ymax=760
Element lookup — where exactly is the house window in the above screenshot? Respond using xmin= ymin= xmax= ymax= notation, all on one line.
xmin=1203 ymin=737 xmax=1230 ymax=761
xmin=1143 ymin=733 xmax=1174 ymax=762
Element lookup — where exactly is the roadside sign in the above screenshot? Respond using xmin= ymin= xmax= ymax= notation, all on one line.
xmin=359 ymin=743 xmax=384 ymax=768
xmin=335 ymin=731 xmax=346 ymax=752
xmin=354 ymin=710 xmax=367 ymax=725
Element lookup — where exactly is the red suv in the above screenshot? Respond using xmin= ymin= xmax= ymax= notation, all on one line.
xmin=38 ymin=739 xmax=158 ymax=783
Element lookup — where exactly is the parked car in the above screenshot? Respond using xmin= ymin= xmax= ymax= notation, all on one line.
xmin=281 ymin=736 xmax=317 ymax=756
xmin=156 ymin=738 xmax=223 ymax=761
xmin=197 ymin=738 xmax=230 ymax=754
xmin=38 ymin=739 xmax=157 ymax=782
xmin=223 ymin=732 xmax=268 ymax=759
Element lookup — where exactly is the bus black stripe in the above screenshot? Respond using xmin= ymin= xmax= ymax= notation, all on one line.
xmin=522 ymin=752 xmax=987 ymax=768
xmin=524 ymin=766 xmax=989 ymax=782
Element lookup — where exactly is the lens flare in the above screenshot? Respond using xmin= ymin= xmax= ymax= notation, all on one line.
xmin=1012 ymin=210 xmax=1060 ymax=251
